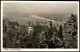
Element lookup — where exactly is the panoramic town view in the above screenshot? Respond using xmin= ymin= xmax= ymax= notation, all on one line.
xmin=3 ymin=2 xmax=78 ymax=48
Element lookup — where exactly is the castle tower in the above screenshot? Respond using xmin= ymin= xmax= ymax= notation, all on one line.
xmin=28 ymin=21 xmax=34 ymax=35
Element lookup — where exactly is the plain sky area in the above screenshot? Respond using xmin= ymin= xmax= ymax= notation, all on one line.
xmin=3 ymin=1 xmax=79 ymax=16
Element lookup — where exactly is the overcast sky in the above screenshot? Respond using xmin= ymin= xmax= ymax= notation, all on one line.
xmin=3 ymin=2 xmax=78 ymax=16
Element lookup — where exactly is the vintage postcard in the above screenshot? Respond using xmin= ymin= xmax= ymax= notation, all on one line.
xmin=1 ymin=1 xmax=79 ymax=51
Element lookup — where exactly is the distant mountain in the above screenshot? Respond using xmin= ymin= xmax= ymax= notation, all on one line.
xmin=3 ymin=14 xmax=70 ymax=27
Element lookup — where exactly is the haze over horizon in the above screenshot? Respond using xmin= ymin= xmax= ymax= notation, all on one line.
xmin=3 ymin=2 xmax=78 ymax=16
xmin=3 ymin=2 xmax=78 ymax=25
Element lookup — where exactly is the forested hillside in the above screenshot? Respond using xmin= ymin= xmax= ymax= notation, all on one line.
xmin=3 ymin=14 xmax=78 ymax=48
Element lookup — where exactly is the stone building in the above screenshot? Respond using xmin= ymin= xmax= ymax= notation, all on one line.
xmin=28 ymin=26 xmax=34 ymax=35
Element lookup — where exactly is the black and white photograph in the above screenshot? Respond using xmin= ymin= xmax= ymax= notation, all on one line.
xmin=1 ymin=1 xmax=79 ymax=51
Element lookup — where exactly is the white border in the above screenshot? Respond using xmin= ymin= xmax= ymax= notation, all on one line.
xmin=1 ymin=1 xmax=79 ymax=51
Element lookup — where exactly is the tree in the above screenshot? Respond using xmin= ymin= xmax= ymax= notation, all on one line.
xmin=63 ymin=14 xmax=78 ymax=48
xmin=66 ymin=14 xmax=77 ymax=36
xmin=58 ymin=25 xmax=63 ymax=40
